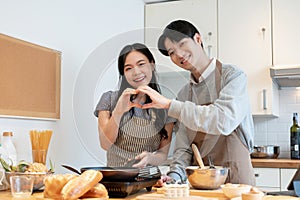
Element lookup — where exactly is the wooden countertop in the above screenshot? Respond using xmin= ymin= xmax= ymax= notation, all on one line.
xmin=1 ymin=189 xmax=300 ymax=200
xmin=251 ymin=158 xmax=300 ymax=168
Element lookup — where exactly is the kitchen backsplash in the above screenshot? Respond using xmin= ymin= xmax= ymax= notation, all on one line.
xmin=253 ymin=88 xmax=300 ymax=158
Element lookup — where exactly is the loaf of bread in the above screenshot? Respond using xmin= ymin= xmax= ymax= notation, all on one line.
xmin=44 ymin=174 xmax=77 ymax=199
xmin=43 ymin=170 xmax=107 ymax=199
xmin=80 ymin=183 xmax=108 ymax=198
xmin=61 ymin=170 xmax=103 ymax=200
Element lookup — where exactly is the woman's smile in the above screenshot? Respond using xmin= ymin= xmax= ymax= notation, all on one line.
xmin=133 ymin=75 xmax=146 ymax=83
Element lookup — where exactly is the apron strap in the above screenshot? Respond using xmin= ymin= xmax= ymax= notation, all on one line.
xmin=215 ymin=59 xmax=222 ymax=95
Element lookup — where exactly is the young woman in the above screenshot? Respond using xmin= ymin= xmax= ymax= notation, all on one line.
xmin=94 ymin=43 xmax=174 ymax=168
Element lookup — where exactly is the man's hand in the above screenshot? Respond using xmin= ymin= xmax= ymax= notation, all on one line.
xmin=137 ymin=86 xmax=171 ymax=109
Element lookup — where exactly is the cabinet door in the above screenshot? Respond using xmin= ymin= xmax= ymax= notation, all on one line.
xmin=273 ymin=0 xmax=300 ymax=66
xmin=254 ymin=168 xmax=280 ymax=191
xmin=145 ymin=0 xmax=217 ymax=73
xmin=280 ymin=168 xmax=297 ymax=191
xmin=218 ymin=0 xmax=279 ymax=117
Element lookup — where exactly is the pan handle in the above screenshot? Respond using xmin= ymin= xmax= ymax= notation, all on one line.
xmin=61 ymin=164 xmax=81 ymax=175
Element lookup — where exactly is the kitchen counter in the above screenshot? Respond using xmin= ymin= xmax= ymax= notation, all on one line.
xmin=1 ymin=189 xmax=300 ymax=200
xmin=251 ymin=158 xmax=300 ymax=168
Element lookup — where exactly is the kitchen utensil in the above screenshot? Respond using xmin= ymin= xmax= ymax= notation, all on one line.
xmin=208 ymin=155 xmax=216 ymax=169
xmin=62 ymin=164 xmax=160 ymax=182
xmin=191 ymin=144 xmax=205 ymax=169
xmin=100 ymin=166 xmax=161 ymax=198
xmin=10 ymin=175 xmax=34 ymax=198
xmin=102 ymin=178 xmax=158 ymax=198
xmin=221 ymin=183 xmax=252 ymax=198
xmin=61 ymin=164 xmax=81 ymax=175
xmin=242 ymin=191 xmax=264 ymax=200
xmin=250 ymin=145 xmax=280 ymax=159
xmin=186 ymin=166 xmax=228 ymax=189
xmin=5 ymin=171 xmax=54 ymax=190
xmin=80 ymin=166 xmax=140 ymax=181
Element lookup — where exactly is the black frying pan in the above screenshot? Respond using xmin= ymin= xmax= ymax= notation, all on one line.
xmin=61 ymin=165 xmax=140 ymax=181
xmin=81 ymin=166 xmax=140 ymax=181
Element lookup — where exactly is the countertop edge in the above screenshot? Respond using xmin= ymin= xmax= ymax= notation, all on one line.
xmin=251 ymin=158 xmax=300 ymax=168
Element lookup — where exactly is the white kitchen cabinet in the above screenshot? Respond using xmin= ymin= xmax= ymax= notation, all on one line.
xmin=145 ymin=0 xmax=217 ymax=73
xmin=272 ymin=0 xmax=300 ymax=66
xmin=145 ymin=0 xmax=279 ymax=117
xmin=254 ymin=168 xmax=280 ymax=191
xmin=218 ymin=0 xmax=279 ymax=117
xmin=254 ymin=168 xmax=297 ymax=191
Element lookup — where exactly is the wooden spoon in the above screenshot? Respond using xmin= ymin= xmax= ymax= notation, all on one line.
xmin=192 ymin=144 xmax=205 ymax=169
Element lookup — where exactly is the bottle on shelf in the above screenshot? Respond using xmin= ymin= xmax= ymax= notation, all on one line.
xmin=291 ymin=113 xmax=300 ymax=159
xmin=0 ymin=143 xmax=9 ymax=191
xmin=0 ymin=143 xmax=9 ymax=162
xmin=2 ymin=131 xmax=17 ymax=165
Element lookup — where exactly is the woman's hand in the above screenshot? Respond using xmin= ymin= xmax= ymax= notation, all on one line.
xmin=137 ymin=86 xmax=172 ymax=109
xmin=114 ymin=88 xmax=141 ymax=115
xmin=132 ymin=151 xmax=152 ymax=168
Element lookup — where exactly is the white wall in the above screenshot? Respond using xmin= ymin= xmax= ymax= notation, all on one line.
xmin=0 ymin=0 xmax=145 ymax=173
xmin=254 ymin=89 xmax=300 ymax=158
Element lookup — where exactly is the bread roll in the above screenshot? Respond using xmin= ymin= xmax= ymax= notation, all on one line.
xmin=44 ymin=174 xmax=77 ymax=199
xmin=61 ymin=170 xmax=103 ymax=200
xmin=81 ymin=183 xmax=108 ymax=198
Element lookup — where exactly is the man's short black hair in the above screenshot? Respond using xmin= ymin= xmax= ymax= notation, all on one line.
xmin=158 ymin=20 xmax=200 ymax=56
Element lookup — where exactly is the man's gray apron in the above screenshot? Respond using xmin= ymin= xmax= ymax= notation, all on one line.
xmin=189 ymin=60 xmax=255 ymax=185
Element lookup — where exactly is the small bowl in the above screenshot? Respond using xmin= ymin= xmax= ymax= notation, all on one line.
xmin=250 ymin=145 xmax=280 ymax=159
xmin=185 ymin=166 xmax=228 ymax=189
xmin=242 ymin=191 xmax=264 ymax=200
xmin=5 ymin=171 xmax=54 ymax=190
xmin=221 ymin=183 xmax=252 ymax=198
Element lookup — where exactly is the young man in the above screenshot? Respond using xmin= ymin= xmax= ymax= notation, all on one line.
xmin=138 ymin=20 xmax=255 ymax=185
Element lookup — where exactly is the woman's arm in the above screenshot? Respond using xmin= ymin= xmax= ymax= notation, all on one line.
xmin=98 ymin=89 xmax=140 ymax=150
xmin=98 ymin=109 xmax=123 ymax=150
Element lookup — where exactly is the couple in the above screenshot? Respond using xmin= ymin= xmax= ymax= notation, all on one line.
xmin=94 ymin=20 xmax=255 ymax=185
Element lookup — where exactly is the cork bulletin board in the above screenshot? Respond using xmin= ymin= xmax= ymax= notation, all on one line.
xmin=0 ymin=33 xmax=61 ymax=120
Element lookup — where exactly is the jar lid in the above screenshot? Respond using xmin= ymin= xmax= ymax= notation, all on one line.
xmin=3 ymin=132 xmax=13 ymax=136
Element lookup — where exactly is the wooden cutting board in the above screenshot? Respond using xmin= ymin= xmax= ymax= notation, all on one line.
xmin=135 ymin=193 xmax=219 ymax=200
xmin=149 ymin=188 xmax=229 ymax=200
xmin=189 ymin=189 xmax=228 ymax=199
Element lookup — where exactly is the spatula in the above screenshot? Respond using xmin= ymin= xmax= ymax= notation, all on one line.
xmin=192 ymin=144 xmax=205 ymax=169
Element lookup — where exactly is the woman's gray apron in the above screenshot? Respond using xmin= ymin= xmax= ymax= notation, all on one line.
xmin=189 ymin=60 xmax=255 ymax=185
xmin=107 ymin=109 xmax=161 ymax=167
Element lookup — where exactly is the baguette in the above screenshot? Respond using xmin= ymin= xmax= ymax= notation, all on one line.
xmin=61 ymin=170 xmax=103 ymax=200
xmin=44 ymin=174 xmax=77 ymax=199
xmin=80 ymin=183 xmax=108 ymax=198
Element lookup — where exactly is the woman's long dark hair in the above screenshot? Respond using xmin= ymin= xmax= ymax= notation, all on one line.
xmin=114 ymin=43 xmax=168 ymax=139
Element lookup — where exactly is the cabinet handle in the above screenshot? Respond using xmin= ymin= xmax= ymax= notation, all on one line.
xmin=255 ymin=173 xmax=259 ymax=177
xmin=207 ymin=32 xmax=212 ymax=58
xmin=207 ymin=45 xmax=212 ymax=58
xmin=263 ymin=89 xmax=267 ymax=110
xmin=261 ymin=27 xmax=266 ymax=40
